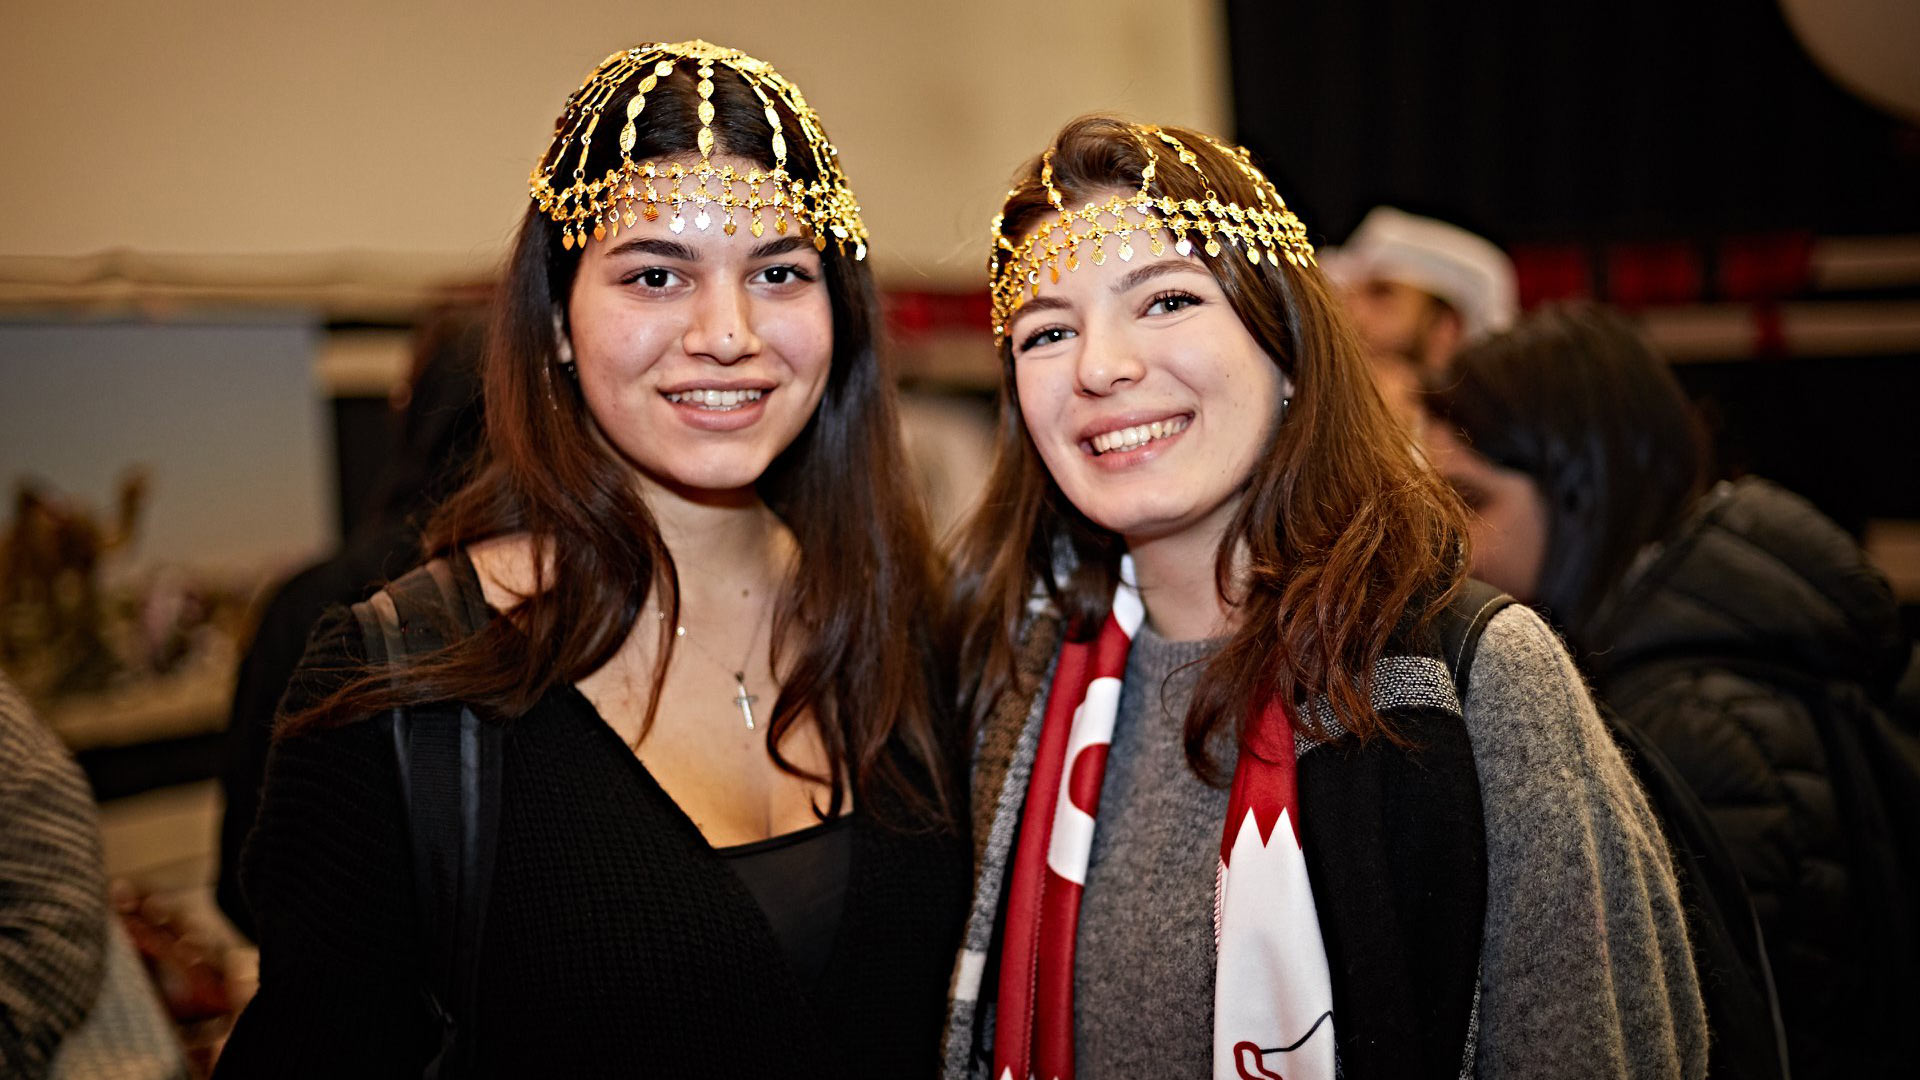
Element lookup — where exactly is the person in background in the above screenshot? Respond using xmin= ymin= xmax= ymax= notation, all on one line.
xmin=1323 ymin=206 xmax=1517 ymax=431
xmin=215 ymin=305 xmax=486 ymax=940
xmin=0 ymin=672 xmax=106 ymax=1078
xmin=1420 ymin=302 xmax=1919 ymax=1080
xmin=1 ymin=673 xmax=188 ymax=1080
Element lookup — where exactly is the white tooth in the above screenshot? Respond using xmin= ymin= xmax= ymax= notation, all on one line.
xmin=719 ymin=390 xmax=738 ymax=406
xmin=1128 ymin=425 xmax=1147 ymax=445
xmin=1149 ymin=421 xmax=1164 ymax=438
xmin=704 ymin=389 xmax=721 ymax=406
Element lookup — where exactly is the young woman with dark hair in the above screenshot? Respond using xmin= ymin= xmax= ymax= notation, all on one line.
xmin=1418 ymin=303 xmax=1708 ymax=643
xmin=1422 ymin=303 xmax=1918 ymax=1080
xmin=941 ymin=118 xmax=1706 ymax=1080
xmin=216 ymin=41 xmax=966 ymax=1079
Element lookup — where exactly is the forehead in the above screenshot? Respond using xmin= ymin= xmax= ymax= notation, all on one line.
xmin=1003 ymin=203 xmax=1212 ymax=319
xmin=579 ymin=154 xmax=821 ymax=260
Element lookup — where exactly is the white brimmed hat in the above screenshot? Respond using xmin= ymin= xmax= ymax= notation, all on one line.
xmin=1322 ymin=206 xmax=1519 ymax=342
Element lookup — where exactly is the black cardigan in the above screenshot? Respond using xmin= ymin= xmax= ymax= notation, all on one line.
xmin=217 ymin=593 xmax=968 ymax=1079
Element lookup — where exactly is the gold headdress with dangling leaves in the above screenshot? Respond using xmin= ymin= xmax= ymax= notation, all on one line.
xmin=530 ymin=40 xmax=867 ymax=260
xmin=988 ymin=124 xmax=1316 ymax=345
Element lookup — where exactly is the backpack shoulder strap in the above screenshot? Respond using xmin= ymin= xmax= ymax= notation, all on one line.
xmin=349 ymin=557 xmax=502 ymax=1079
xmin=1435 ymin=578 xmax=1515 ymax=697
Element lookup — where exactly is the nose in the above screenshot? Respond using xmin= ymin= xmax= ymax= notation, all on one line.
xmin=682 ymin=280 xmax=762 ymax=365
xmin=1073 ymin=325 xmax=1146 ymax=397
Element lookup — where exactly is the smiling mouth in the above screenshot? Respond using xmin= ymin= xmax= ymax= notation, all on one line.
xmin=1089 ymin=415 xmax=1191 ymax=455
xmin=664 ymin=388 xmax=766 ymax=411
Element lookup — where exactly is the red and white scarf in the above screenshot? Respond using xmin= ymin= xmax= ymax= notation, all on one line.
xmin=992 ymin=560 xmax=1335 ymax=1080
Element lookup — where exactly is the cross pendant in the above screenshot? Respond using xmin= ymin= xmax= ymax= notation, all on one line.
xmin=732 ymin=672 xmax=759 ymax=730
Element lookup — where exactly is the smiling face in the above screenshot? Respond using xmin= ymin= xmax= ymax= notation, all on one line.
xmin=1006 ymin=206 xmax=1291 ymax=546
xmin=564 ymin=158 xmax=834 ymax=501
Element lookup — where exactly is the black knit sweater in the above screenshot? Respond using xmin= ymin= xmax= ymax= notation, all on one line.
xmin=216 ymin=602 xmax=969 ymax=1079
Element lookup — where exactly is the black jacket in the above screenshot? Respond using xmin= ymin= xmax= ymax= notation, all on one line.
xmin=1583 ymin=477 xmax=1916 ymax=1080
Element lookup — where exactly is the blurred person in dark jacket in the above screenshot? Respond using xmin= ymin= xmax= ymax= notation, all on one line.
xmin=1420 ymin=302 xmax=1918 ymax=1080
xmin=216 ymin=306 xmax=486 ymax=939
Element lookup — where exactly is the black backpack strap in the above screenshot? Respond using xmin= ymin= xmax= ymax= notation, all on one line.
xmin=1436 ymin=578 xmax=1514 ymax=696
xmin=350 ymin=558 xmax=502 ymax=1079
xmin=1425 ymin=579 xmax=1509 ymax=1078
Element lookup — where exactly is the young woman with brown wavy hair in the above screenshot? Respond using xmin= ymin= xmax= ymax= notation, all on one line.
xmin=940 ymin=117 xmax=1706 ymax=1080
xmin=216 ymin=41 xmax=966 ymax=1080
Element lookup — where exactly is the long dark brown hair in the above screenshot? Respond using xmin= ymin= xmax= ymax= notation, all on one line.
xmin=297 ymin=57 xmax=953 ymax=827
xmin=1423 ymin=303 xmax=1707 ymax=653
xmin=953 ymin=117 xmax=1469 ymax=780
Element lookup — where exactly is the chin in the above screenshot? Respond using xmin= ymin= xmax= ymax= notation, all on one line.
xmin=636 ymin=454 xmax=777 ymax=498
xmin=1074 ymin=497 xmax=1200 ymax=542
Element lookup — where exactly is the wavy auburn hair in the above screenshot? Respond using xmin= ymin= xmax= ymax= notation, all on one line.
xmin=294 ymin=58 xmax=953 ymax=828
xmin=953 ymin=117 xmax=1470 ymax=779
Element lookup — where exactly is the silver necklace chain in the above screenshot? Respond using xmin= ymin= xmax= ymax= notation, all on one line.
xmin=653 ymin=590 xmax=773 ymax=730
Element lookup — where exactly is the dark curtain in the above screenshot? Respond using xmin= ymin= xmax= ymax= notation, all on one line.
xmin=1226 ymin=0 xmax=1920 ymax=247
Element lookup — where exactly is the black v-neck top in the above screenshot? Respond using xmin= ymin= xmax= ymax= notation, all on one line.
xmin=216 ymin=561 xmax=968 ymax=1080
xmin=716 ymin=814 xmax=853 ymax=987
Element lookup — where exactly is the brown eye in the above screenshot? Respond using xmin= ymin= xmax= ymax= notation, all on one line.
xmin=1144 ymin=291 xmax=1201 ymax=317
xmin=1018 ymin=326 xmax=1074 ymax=353
xmin=624 ymin=267 xmax=679 ymax=289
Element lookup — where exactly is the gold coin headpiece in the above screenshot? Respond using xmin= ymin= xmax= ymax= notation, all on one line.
xmin=531 ymin=40 xmax=867 ymax=260
xmin=988 ymin=124 xmax=1316 ymax=345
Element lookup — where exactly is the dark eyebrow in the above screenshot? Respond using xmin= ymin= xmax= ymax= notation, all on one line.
xmin=1005 ymin=256 xmax=1203 ymax=337
xmin=1109 ymin=258 xmax=1204 ymax=294
xmin=750 ymin=236 xmax=815 ymax=259
xmin=601 ymin=236 xmax=699 ymax=261
xmin=1005 ymin=294 xmax=1074 ymax=329
xmin=597 ymin=235 xmax=817 ymax=262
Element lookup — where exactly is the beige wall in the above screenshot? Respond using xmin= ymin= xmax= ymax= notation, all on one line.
xmin=0 ymin=0 xmax=1228 ymax=293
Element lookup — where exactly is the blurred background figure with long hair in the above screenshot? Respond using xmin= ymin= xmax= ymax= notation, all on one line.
xmin=1421 ymin=303 xmax=1920 ymax=1080
xmin=213 ymin=304 xmax=485 ymax=942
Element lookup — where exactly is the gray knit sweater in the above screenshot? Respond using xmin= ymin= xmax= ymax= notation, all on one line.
xmin=947 ymin=605 xmax=1709 ymax=1079
xmin=0 ymin=675 xmax=106 ymax=1080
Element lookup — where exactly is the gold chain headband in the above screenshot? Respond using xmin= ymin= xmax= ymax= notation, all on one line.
xmin=988 ymin=124 xmax=1315 ymax=344
xmin=531 ymin=40 xmax=868 ymax=261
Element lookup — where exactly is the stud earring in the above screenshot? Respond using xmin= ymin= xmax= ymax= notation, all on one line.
xmin=552 ymin=310 xmax=577 ymax=378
